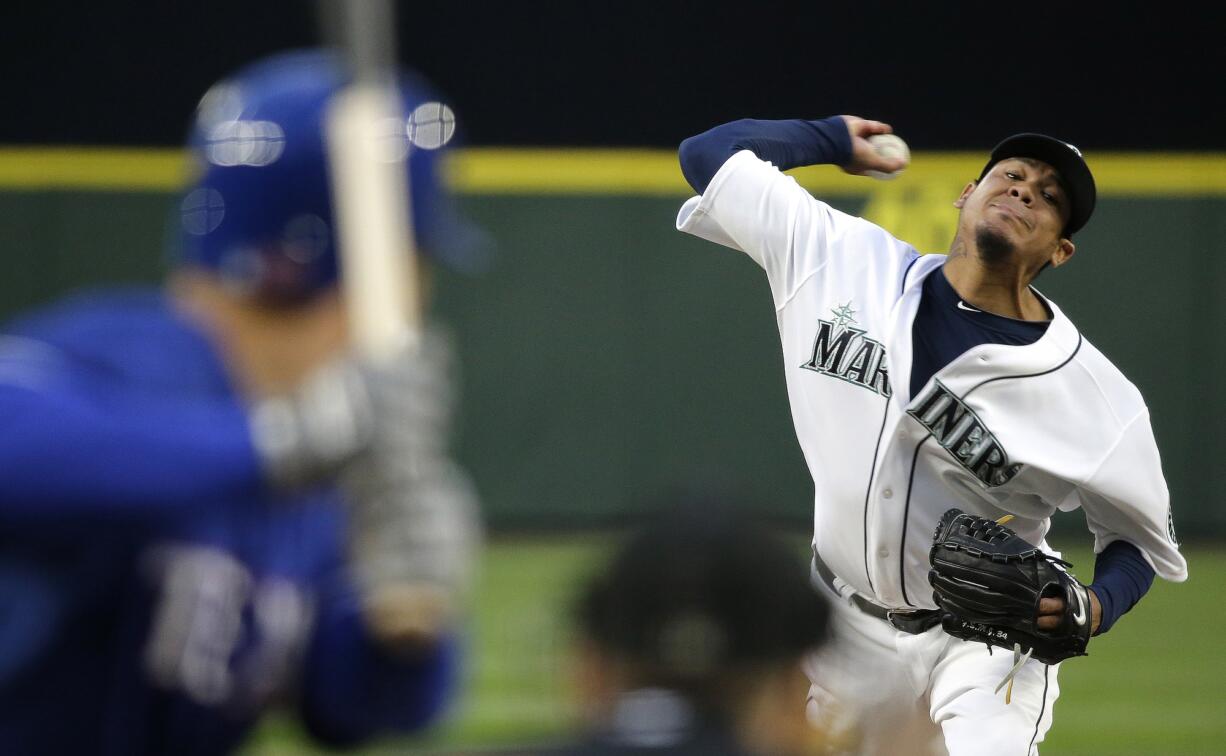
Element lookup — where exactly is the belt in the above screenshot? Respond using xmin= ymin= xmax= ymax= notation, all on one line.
xmin=811 ymin=550 xmax=941 ymax=635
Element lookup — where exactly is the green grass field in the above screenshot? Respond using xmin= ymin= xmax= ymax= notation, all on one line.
xmin=242 ymin=536 xmax=1226 ymax=755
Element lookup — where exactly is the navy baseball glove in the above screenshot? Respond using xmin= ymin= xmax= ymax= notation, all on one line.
xmin=928 ymin=508 xmax=1092 ymax=665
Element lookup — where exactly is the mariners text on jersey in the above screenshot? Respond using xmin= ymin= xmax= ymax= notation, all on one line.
xmin=801 ymin=304 xmax=891 ymax=397
xmin=907 ymin=379 xmax=1022 ymax=487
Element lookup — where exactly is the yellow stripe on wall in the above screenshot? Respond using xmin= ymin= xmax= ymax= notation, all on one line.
xmin=453 ymin=150 xmax=1226 ymax=197
xmin=0 ymin=148 xmax=190 ymax=191
xmin=1 ymin=147 xmax=1224 ymax=196
xmin=449 ymin=149 xmax=686 ymax=195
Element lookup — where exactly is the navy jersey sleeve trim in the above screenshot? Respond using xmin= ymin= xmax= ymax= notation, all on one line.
xmin=860 ymin=399 xmax=892 ymax=595
xmin=1028 ymin=665 xmax=1051 ymax=753
xmin=899 ymin=254 xmax=921 ymax=296
xmin=963 ymin=333 xmax=1084 ymax=399
xmin=897 ymin=436 xmax=933 ymax=607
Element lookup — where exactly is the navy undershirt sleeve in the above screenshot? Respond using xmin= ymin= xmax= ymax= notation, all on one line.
xmin=1088 ymin=540 xmax=1155 ymax=635
xmin=678 ymin=117 xmax=852 ymax=194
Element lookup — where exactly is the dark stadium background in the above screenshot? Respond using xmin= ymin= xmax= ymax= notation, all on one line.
xmin=3 ymin=2 xmax=1222 ymax=149
xmin=3 ymin=1 xmax=1224 ymax=533
xmin=1 ymin=4 xmax=1224 ymax=754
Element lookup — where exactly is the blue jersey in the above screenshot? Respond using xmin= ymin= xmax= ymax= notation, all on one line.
xmin=0 ymin=288 xmax=457 ymax=755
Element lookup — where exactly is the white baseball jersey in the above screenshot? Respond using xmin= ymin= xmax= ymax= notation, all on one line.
xmin=677 ymin=150 xmax=1187 ymax=610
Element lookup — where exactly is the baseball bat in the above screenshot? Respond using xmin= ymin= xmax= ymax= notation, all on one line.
xmin=320 ymin=0 xmax=420 ymax=360
xmin=320 ymin=0 xmax=451 ymax=645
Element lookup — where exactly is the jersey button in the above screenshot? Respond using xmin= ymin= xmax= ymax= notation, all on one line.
xmin=878 ymin=548 xmax=890 ymax=558
xmin=882 ymin=487 xmax=893 ymax=499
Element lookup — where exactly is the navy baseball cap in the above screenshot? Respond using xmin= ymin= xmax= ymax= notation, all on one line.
xmin=176 ymin=49 xmax=490 ymax=303
xmin=978 ymin=133 xmax=1097 ymax=237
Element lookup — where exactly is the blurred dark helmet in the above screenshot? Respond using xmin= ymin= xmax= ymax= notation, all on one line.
xmin=578 ymin=498 xmax=829 ymax=687
xmin=175 ymin=49 xmax=487 ymax=303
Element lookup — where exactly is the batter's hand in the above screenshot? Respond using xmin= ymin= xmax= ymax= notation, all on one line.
xmin=339 ymin=327 xmax=481 ymax=650
xmin=1038 ymin=589 xmax=1103 ymax=635
xmin=248 ymin=323 xmax=453 ymax=490
xmin=839 ymin=115 xmax=909 ymax=177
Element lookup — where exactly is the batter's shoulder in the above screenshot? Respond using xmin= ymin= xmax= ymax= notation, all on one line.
xmin=2 ymin=286 xmax=227 ymax=393
xmin=5 ymin=286 xmax=170 ymax=339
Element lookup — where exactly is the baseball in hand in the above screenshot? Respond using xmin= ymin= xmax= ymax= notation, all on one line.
xmin=865 ymin=133 xmax=910 ymax=180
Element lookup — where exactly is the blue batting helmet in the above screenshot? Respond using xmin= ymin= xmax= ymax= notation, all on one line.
xmin=176 ymin=49 xmax=485 ymax=302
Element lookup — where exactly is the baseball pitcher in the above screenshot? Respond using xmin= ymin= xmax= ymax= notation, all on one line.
xmin=675 ymin=116 xmax=1186 ymax=754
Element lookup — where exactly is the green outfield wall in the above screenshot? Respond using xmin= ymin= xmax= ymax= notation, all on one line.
xmin=1 ymin=149 xmax=1223 ymax=535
